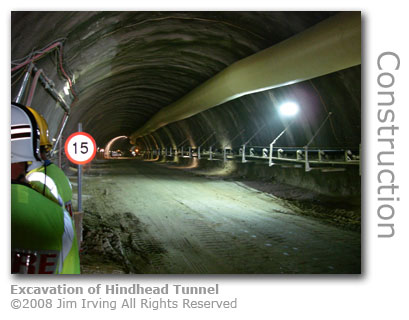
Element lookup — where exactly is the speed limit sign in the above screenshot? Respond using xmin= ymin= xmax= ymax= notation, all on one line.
xmin=64 ymin=132 xmax=97 ymax=165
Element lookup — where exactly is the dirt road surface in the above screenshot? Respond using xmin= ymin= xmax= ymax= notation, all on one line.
xmin=70 ymin=159 xmax=360 ymax=274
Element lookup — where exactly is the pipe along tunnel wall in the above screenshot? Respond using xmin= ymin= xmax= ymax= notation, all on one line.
xmin=69 ymin=63 xmax=361 ymax=201
xmin=64 ymin=64 xmax=361 ymax=200
xmin=130 ymin=65 xmax=361 ymax=200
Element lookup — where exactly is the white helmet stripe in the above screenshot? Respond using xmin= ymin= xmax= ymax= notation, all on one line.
xmin=11 ymin=128 xmax=32 ymax=135
xmin=11 ymin=136 xmax=31 ymax=141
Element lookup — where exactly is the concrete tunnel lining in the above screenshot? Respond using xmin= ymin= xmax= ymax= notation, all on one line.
xmin=11 ymin=11 xmax=361 ymax=274
xmin=130 ymin=12 xmax=361 ymax=142
xmin=12 ymin=11 xmax=357 ymax=148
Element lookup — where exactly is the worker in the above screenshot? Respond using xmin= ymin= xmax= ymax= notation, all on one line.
xmin=11 ymin=103 xmax=80 ymax=274
xmin=25 ymin=105 xmax=81 ymax=273
xmin=26 ymin=106 xmax=74 ymax=216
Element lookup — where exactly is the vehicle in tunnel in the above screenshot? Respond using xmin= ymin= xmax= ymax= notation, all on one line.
xmin=11 ymin=11 xmax=361 ymax=274
xmin=110 ymin=150 xmax=123 ymax=157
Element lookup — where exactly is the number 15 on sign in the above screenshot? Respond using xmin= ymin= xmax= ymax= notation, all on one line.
xmin=65 ymin=132 xmax=97 ymax=165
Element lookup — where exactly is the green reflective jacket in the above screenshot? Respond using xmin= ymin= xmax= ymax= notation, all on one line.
xmin=43 ymin=163 xmax=72 ymax=204
xmin=11 ymin=183 xmax=80 ymax=274
xmin=28 ymin=162 xmax=73 ymax=215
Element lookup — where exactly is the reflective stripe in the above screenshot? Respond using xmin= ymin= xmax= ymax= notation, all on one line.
xmin=11 ymin=125 xmax=32 ymax=140
xmin=11 ymin=127 xmax=32 ymax=135
xmin=59 ymin=208 xmax=75 ymax=273
xmin=26 ymin=171 xmax=63 ymax=206
xmin=44 ymin=164 xmax=73 ymax=203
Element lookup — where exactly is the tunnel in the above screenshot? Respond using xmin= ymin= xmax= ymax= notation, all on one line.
xmin=11 ymin=11 xmax=361 ymax=274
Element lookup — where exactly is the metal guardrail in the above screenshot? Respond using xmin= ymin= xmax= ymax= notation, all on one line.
xmin=140 ymin=112 xmax=360 ymax=173
xmin=142 ymin=144 xmax=360 ymax=173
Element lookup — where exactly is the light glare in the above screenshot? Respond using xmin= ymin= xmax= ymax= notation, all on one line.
xmin=63 ymin=83 xmax=70 ymax=96
xmin=279 ymin=102 xmax=299 ymax=117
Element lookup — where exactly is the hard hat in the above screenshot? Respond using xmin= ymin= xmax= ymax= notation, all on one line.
xmin=11 ymin=103 xmax=42 ymax=163
xmin=26 ymin=106 xmax=52 ymax=151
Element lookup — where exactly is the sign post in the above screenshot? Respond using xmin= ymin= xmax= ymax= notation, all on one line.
xmin=77 ymin=123 xmax=83 ymax=212
xmin=64 ymin=125 xmax=96 ymax=247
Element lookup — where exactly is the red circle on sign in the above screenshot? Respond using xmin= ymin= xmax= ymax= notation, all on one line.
xmin=64 ymin=132 xmax=97 ymax=165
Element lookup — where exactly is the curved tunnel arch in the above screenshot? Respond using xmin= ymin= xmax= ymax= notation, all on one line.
xmin=11 ymin=11 xmax=360 ymax=186
xmin=104 ymin=135 xmax=128 ymax=158
xmin=13 ymin=12 xmax=352 ymax=146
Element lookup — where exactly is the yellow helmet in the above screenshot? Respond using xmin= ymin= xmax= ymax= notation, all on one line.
xmin=26 ymin=106 xmax=52 ymax=151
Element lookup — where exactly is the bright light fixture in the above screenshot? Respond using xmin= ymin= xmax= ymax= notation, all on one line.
xmin=279 ymin=102 xmax=299 ymax=117
xmin=63 ymin=82 xmax=70 ymax=96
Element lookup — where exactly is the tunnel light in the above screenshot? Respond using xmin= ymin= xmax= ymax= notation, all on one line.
xmin=279 ymin=102 xmax=299 ymax=117
xmin=63 ymin=82 xmax=70 ymax=96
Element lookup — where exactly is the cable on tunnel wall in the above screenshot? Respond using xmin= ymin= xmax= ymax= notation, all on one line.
xmin=11 ymin=39 xmax=78 ymax=103
xmin=11 ymin=38 xmax=80 ymax=158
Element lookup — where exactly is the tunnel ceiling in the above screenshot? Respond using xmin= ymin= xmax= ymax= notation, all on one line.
xmin=10 ymin=11 xmax=357 ymax=148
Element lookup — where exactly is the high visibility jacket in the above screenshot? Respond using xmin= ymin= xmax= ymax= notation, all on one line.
xmin=11 ymin=183 xmax=80 ymax=274
xmin=26 ymin=169 xmax=63 ymax=206
xmin=28 ymin=161 xmax=73 ymax=215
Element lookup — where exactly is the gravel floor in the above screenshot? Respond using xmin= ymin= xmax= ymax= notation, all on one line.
xmin=70 ymin=159 xmax=361 ymax=274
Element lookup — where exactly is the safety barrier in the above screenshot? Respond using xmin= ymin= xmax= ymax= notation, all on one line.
xmin=141 ymin=144 xmax=360 ymax=173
